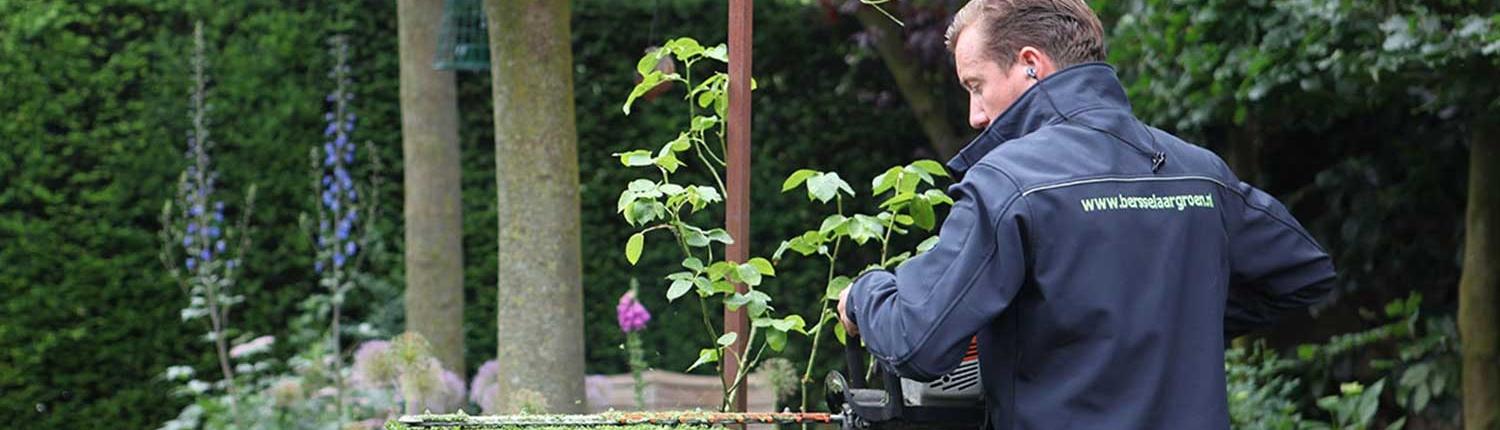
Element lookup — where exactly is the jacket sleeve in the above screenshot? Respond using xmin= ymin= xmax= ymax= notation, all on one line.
xmin=1223 ymin=181 xmax=1336 ymax=338
xmin=846 ymin=165 xmax=1028 ymax=382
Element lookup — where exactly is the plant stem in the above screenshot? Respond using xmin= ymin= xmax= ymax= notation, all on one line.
xmin=725 ymin=329 xmax=768 ymax=409
xmin=801 ymin=197 xmax=844 ymax=414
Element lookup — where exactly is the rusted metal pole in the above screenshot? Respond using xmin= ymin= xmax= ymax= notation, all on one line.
xmin=724 ymin=0 xmax=753 ymax=413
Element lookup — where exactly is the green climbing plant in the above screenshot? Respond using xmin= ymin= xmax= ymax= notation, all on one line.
xmin=616 ymin=36 xmax=952 ymax=412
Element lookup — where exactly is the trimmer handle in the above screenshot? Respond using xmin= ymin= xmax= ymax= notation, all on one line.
xmin=844 ymin=333 xmax=867 ymax=389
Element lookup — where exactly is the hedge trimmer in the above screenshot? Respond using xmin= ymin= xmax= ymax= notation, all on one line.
xmin=395 ymin=336 xmax=985 ymax=430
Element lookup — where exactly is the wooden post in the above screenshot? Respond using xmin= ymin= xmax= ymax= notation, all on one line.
xmin=724 ymin=0 xmax=753 ymax=413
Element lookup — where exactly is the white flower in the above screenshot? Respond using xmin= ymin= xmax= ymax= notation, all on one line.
xmin=164 ymin=365 xmax=195 ymax=381
xmin=228 ymin=335 xmax=275 ymax=358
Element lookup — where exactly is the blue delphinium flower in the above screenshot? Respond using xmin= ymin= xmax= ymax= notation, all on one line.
xmin=316 ymin=35 xmax=360 ymax=275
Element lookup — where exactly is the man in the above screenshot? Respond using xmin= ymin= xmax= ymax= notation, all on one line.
xmin=836 ymin=0 xmax=1336 ymax=428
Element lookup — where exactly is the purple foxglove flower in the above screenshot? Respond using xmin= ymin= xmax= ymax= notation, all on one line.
xmin=616 ymin=290 xmax=651 ymax=333
xmin=187 ymin=222 xmax=198 ymax=234
xmin=215 ymin=240 xmax=226 ymax=253
xmin=333 ymin=250 xmax=345 ymax=268
xmin=186 ymin=257 xmax=197 ymax=270
xmin=344 ymin=241 xmax=356 ymax=257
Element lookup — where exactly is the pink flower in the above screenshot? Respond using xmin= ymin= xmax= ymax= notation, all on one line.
xmin=617 ymin=290 xmax=651 ymax=333
xmin=440 ymin=368 xmax=466 ymax=412
xmin=470 ymin=359 xmax=501 ymax=414
xmin=350 ymin=340 xmax=393 ymax=389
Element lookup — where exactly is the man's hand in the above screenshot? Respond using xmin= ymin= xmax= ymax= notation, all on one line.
xmin=837 ymin=284 xmax=859 ymax=337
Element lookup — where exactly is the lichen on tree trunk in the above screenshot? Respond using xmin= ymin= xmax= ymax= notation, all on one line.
xmin=484 ymin=0 xmax=587 ymax=414
xmin=1460 ymin=120 xmax=1499 ymax=430
xmin=398 ymin=0 xmax=467 ymax=378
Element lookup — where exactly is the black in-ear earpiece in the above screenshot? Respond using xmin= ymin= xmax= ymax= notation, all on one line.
xmin=1025 ymin=67 xmax=1037 ymax=80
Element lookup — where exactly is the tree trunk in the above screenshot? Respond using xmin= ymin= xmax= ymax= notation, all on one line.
xmin=852 ymin=5 xmax=962 ymax=160
xmin=484 ymin=0 xmax=587 ymax=414
xmin=398 ymin=0 xmax=466 ymax=379
xmin=1460 ymin=120 xmax=1499 ymax=430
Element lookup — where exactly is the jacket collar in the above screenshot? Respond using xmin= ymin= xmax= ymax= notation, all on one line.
xmin=946 ymin=62 xmax=1132 ymax=176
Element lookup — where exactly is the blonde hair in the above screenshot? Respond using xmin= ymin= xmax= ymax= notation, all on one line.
xmin=944 ymin=0 xmax=1107 ymax=69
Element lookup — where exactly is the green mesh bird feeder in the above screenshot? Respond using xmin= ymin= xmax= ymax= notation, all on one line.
xmin=434 ymin=0 xmax=489 ymax=71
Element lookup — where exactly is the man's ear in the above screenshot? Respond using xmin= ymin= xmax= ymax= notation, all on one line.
xmin=1017 ymin=47 xmax=1057 ymax=79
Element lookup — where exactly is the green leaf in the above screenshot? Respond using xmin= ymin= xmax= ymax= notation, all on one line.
xmin=665 ymin=37 xmax=704 ymax=61
xmin=694 ymin=186 xmax=723 ymax=205
xmin=924 ymin=189 xmax=954 ymax=206
xmin=709 ymin=280 xmax=736 ymax=294
xmin=716 ymin=332 xmax=739 ymax=347
xmin=655 ymin=150 xmax=681 ymax=173
xmin=707 ymin=261 xmax=737 ymax=281
xmin=667 ymin=279 xmax=693 ymax=301
xmin=666 ymin=132 xmax=691 ymax=152
xmin=658 ymin=183 xmax=684 ymax=195
xmin=725 ymin=292 xmax=750 ymax=310
xmin=785 ymin=232 xmax=820 ymax=256
xmin=691 ymin=116 xmax=719 ymax=132
xmin=1357 ymin=380 xmax=1383 ymax=425
xmin=765 ymin=329 xmax=787 ymax=352
xmin=736 ymin=264 xmax=763 ymax=286
xmin=636 ymin=49 xmax=664 ymax=75
xmin=879 ymin=192 xmax=913 ymax=209
xmin=746 ymin=291 xmax=772 ymax=317
xmin=805 ymin=172 xmax=837 ymax=203
xmin=826 ymin=276 xmax=852 ymax=300
xmin=897 ymin=170 xmax=921 ymax=194
xmin=910 ymin=160 xmax=949 ymax=177
xmin=782 ymin=169 xmax=818 ymax=192
xmin=847 ymin=214 xmax=886 ymax=245
xmin=819 ymin=214 xmax=849 ymax=236
xmin=705 ymin=228 xmax=733 ymax=244
xmin=771 ymin=315 xmax=806 ymax=333
xmin=872 ymin=166 xmax=902 ymax=195
xmin=747 ymin=257 xmax=775 ymax=276
xmin=697 ymin=89 xmax=719 ymax=109
xmin=911 ymin=197 xmax=935 ymax=230
xmin=702 ymin=44 xmax=728 ymax=62
xmin=693 ymin=278 xmax=714 ymax=296
xmin=687 ymin=348 xmax=719 ymax=372
xmin=623 ymin=71 xmax=664 ymax=115
xmin=683 ymin=226 xmax=710 ymax=247
xmin=616 ymin=191 xmax=637 ymax=214
xmin=682 ymin=257 xmax=705 ymax=272
xmin=906 ymin=165 xmax=935 ymax=185
xmin=884 ymin=251 xmax=912 ymax=268
xmin=617 ymin=150 xmax=655 ymax=167
xmin=916 ymin=235 xmax=940 ymax=254
xmin=625 ymin=233 xmax=645 ymax=265
xmin=834 ymin=322 xmax=847 ymax=345
xmin=772 ymin=240 xmax=793 ymax=261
